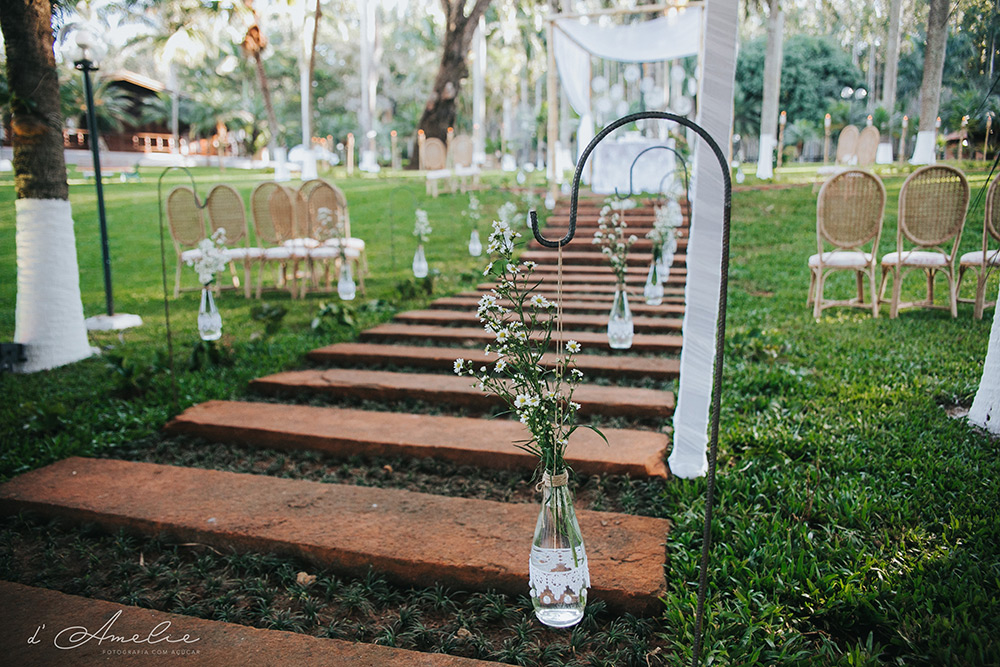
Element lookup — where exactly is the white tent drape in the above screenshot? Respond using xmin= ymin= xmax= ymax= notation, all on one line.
xmin=551 ymin=8 xmax=704 ymax=162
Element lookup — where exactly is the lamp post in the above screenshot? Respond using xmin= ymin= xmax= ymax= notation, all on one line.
xmin=73 ymin=29 xmax=141 ymax=331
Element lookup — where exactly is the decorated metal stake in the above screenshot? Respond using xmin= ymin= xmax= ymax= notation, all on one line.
xmin=530 ymin=111 xmax=732 ymax=666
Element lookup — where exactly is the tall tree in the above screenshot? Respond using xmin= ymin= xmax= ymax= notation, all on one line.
xmin=911 ymin=0 xmax=952 ymax=163
xmin=414 ymin=0 xmax=491 ymax=164
xmin=755 ymin=0 xmax=784 ymax=179
xmin=1 ymin=0 xmax=93 ymax=371
xmin=881 ymin=0 xmax=902 ymax=115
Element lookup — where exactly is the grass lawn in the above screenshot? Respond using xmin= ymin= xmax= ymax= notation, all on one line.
xmin=1 ymin=162 xmax=998 ymax=665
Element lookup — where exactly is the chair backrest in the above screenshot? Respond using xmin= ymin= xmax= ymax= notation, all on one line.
xmin=423 ymin=137 xmax=447 ymax=170
xmin=855 ymin=126 xmax=880 ymax=166
xmin=817 ymin=169 xmax=886 ymax=253
xmin=835 ymin=125 xmax=860 ymax=164
xmin=301 ymin=179 xmax=350 ymax=239
xmin=451 ymin=135 xmax=474 ymax=167
xmin=165 ymin=186 xmax=206 ymax=250
xmin=251 ymin=182 xmax=279 ymax=245
xmin=205 ymin=184 xmax=248 ymax=246
xmin=897 ymin=164 xmax=969 ymax=253
xmin=985 ymin=175 xmax=1000 ymax=250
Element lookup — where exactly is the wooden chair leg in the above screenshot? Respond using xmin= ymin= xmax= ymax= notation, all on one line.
xmin=868 ymin=270 xmax=879 ymax=318
xmin=890 ymin=268 xmax=902 ymax=318
xmin=174 ymin=260 xmax=182 ymax=299
xmin=813 ymin=270 xmax=825 ymax=319
xmin=243 ymin=259 xmax=252 ymax=299
xmin=855 ymin=271 xmax=865 ymax=303
xmin=807 ymin=269 xmax=816 ymax=306
xmin=975 ymin=273 xmax=987 ymax=319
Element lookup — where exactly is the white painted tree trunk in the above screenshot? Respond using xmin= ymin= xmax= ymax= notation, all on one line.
xmin=755 ymin=0 xmax=783 ymax=180
xmin=912 ymin=0 xmax=949 ymax=165
xmin=14 ymin=199 xmax=93 ymax=372
xmin=472 ymin=16 xmax=486 ymax=165
xmin=670 ymin=0 xmax=739 ymax=479
xmin=299 ymin=0 xmax=319 ymax=180
xmin=969 ymin=283 xmax=1000 ymax=434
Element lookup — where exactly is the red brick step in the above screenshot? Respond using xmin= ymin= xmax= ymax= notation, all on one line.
xmin=308 ymin=342 xmax=681 ymax=380
xmin=520 ymin=250 xmax=683 ymax=266
xmin=431 ymin=296 xmax=685 ymax=316
xmin=359 ymin=323 xmax=683 ymax=354
xmin=392 ymin=309 xmax=683 ymax=333
xmin=0 ymin=581 xmax=497 ymax=666
xmin=0 ymin=458 xmax=669 ymax=613
xmin=250 ymin=369 xmax=674 ymax=420
xmin=165 ymin=400 xmax=669 ymax=478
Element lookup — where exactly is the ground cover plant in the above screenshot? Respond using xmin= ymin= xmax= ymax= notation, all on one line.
xmin=1 ymin=164 xmax=999 ymax=665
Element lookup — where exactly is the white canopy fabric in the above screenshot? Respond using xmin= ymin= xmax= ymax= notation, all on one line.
xmin=552 ymin=8 xmax=704 ymax=161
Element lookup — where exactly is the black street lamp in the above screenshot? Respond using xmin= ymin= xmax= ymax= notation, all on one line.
xmin=72 ymin=29 xmax=141 ymax=331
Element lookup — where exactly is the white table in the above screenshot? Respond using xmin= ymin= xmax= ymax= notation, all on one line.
xmin=588 ymin=137 xmax=680 ymax=196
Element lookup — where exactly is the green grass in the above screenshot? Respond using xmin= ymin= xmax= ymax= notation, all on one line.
xmin=1 ymin=163 xmax=999 ymax=665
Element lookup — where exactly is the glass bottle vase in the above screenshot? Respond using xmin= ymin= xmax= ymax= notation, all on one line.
xmin=412 ymin=244 xmax=429 ymax=278
xmin=337 ymin=261 xmax=356 ymax=301
xmin=607 ymin=285 xmax=634 ymax=350
xmin=644 ymin=260 xmax=664 ymax=306
xmin=197 ymin=287 xmax=222 ymax=341
xmin=529 ymin=473 xmax=589 ymax=628
xmin=468 ymin=229 xmax=483 ymax=256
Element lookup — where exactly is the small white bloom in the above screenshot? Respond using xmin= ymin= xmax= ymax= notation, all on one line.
xmin=526 ymin=395 xmax=540 ymax=407
xmin=495 ymin=328 xmax=509 ymax=344
xmin=571 ymin=369 xmax=584 ymax=379
xmin=570 ymin=401 xmax=581 ymax=410
xmin=522 ymin=260 xmax=537 ymax=270
xmin=454 ymin=359 xmax=464 ymax=374
xmin=520 ymin=414 xmax=530 ymax=425
xmin=483 ymin=262 xmax=494 ymax=276
xmin=495 ymin=357 xmax=507 ymax=373
xmin=514 ymin=394 xmax=529 ymax=409
xmin=566 ymin=340 xmax=581 ymax=354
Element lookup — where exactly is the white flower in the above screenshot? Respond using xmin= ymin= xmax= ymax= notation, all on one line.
xmin=495 ymin=328 xmax=510 ymax=344
xmin=522 ymin=260 xmax=537 ymax=270
xmin=454 ymin=359 xmax=464 ymax=374
xmin=514 ymin=394 xmax=529 ymax=409
xmin=544 ymin=390 xmax=558 ymax=400
xmin=570 ymin=401 xmax=581 ymax=410
xmin=495 ymin=357 xmax=507 ymax=373
xmin=571 ymin=369 xmax=584 ymax=380
xmin=513 ymin=330 xmax=527 ymax=342
xmin=526 ymin=395 xmax=540 ymax=407
xmin=506 ymin=263 xmax=520 ymax=274
xmin=413 ymin=209 xmax=432 ymax=243
xmin=528 ymin=294 xmax=549 ymax=309
xmin=483 ymin=261 xmax=494 ymax=276
xmin=188 ymin=229 xmax=229 ymax=285
xmin=566 ymin=340 xmax=581 ymax=354
xmin=628 ymin=235 xmax=638 ymax=243
xmin=519 ymin=413 xmax=530 ymax=425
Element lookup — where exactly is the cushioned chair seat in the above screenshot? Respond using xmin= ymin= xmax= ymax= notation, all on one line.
xmin=959 ymin=249 xmax=1000 ymax=266
xmin=261 ymin=246 xmax=293 ymax=260
xmin=808 ymin=251 xmax=873 ymax=268
xmin=225 ymin=247 xmax=264 ymax=260
xmin=180 ymin=248 xmax=203 ymax=263
xmin=322 ymin=237 xmax=367 ymax=251
xmin=881 ymin=250 xmax=948 ymax=267
xmin=307 ymin=246 xmax=362 ymax=260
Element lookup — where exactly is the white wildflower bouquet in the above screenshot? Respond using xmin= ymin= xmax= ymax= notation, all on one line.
xmin=316 ymin=206 xmax=348 ymax=256
xmin=592 ymin=198 xmax=638 ymax=285
xmin=497 ymin=201 xmax=519 ymax=228
xmin=648 ymin=199 xmax=681 ymax=262
xmin=464 ymin=194 xmax=481 ymax=228
xmin=413 ymin=208 xmax=432 ymax=244
xmin=187 ymin=228 xmax=229 ymax=286
xmin=454 ymin=217 xmax=603 ymax=474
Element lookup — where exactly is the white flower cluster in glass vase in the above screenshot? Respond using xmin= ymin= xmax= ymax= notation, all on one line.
xmin=648 ymin=199 xmax=681 ymax=261
xmin=465 ymin=194 xmax=481 ymax=225
xmin=187 ymin=228 xmax=229 ymax=286
xmin=413 ymin=208 xmax=432 ymax=244
xmin=454 ymin=218 xmax=600 ymax=473
xmin=592 ymin=199 xmax=638 ymax=285
xmin=497 ymin=201 xmax=519 ymax=228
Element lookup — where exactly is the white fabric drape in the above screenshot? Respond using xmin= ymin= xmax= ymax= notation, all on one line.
xmin=669 ymin=0 xmax=739 ymax=479
xmin=554 ymin=10 xmax=703 ymax=64
xmin=552 ymin=8 xmax=704 ymax=164
xmin=969 ymin=282 xmax=1000 ymax=434
xmin=553 ymin=29 xmax=594 ymax=162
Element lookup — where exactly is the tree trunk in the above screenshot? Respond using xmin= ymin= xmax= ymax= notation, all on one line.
xmin=969 ymin=283 xmax=1000 ymax=434
xmin=912 ymin=0 xmax=950 ymax=163
xmin=412 ymin=0 xmax=492 ymax=167
xmin=882 ymin=0 xmax=902 ymax=114
xmin=755 ymin=0 xmax=783 ymax=179
xmin=243 ymin=21 xmax=281 ymax=160
xmin=2 ymin=0 xmax=93 ymax=371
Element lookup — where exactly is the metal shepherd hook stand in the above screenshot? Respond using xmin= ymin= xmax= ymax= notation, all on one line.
xmin=529 ymin=111 xmax=731 ymax=666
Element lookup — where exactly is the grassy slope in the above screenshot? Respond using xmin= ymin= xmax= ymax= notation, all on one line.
xmin=1 ymin=164 xmax=998 ymax=665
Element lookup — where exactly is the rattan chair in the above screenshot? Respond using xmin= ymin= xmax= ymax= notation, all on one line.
xmin=249 ymin=182 xmax=297 ymax=298
xmin=422 ymin=137 xmax=452 ymax=197
xmin=451 ymin=135 xmax=481 ymax=191
xmin=835 ymin=125 xmax=860 ymax=165
xmin=958 ymin=176 xmax=1000 ymax=319
xmin=166 ymin=186 xmax=207 ymax=298
xmin=855 ymin=126 xmax=880 ymax=167
xmin=808 ymin=170 xmax=887 ymax=318
xmin=879 ymin=164 xmax=970 ymax=318
xmin=205 ymin=184 xmax=263 ymax=299
xmin=297 ymin=179 xmax=367 ymax=297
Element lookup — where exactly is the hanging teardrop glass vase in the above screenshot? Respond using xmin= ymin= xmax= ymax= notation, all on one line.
xmin=607 ymin=285 xmax=634 ymax=350
xmin=337 ymin=260 xmax=356 ymax=300
xmin=197 ymin=287 xmax=222 ymax=341
xmin=412 ymin=244 xmax=428 ymax=278
xmin=529 ymin=471 xmax=589 ymax=628
xmin=468 ymin=229 xmax=483 ymax=256
xmin=644 ymin=260 xmax=664 ymax=305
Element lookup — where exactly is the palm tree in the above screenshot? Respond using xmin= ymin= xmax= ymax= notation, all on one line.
xmin=911 ymin=0 xmax=952 ymax=164
xmin=59 ymin=73 xmax=133 ymax=135
xmin=755 ymin=0 xmax=783 ymax=179
xmin=1 ymin=0 xmax=93 ymax=371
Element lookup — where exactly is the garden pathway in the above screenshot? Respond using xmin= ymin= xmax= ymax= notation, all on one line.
xmin=0 ymin=194 xmax=687 ymax=652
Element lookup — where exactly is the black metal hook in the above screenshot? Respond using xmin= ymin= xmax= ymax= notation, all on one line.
xmin=628 ymin=144 xmax=690 ymax=204
xmin=529 ymin=111 xmax=728 ymax=247
xmin=529 ymin=111 xmax=732 ymax=667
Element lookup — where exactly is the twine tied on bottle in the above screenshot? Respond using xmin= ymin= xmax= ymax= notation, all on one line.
xmin=538 ymin=470 xmax=569 ymax=491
